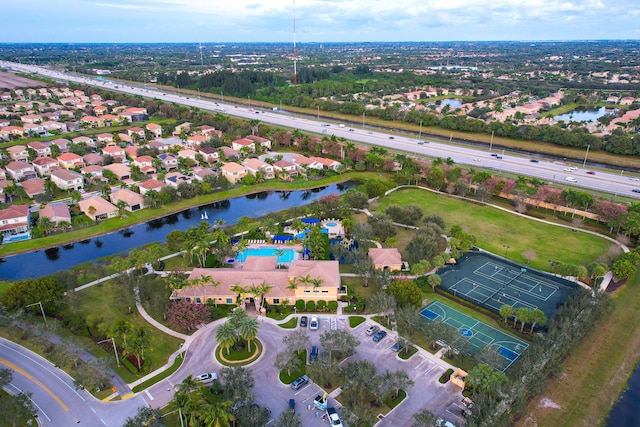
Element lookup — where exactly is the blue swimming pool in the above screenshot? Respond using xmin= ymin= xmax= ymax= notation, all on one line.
xmin=236 ymin=247 xmax=298 ymax=263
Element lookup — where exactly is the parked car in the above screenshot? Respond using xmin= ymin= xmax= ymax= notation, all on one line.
xmin=288 ymin=399 xmax=295 ymax=413
xmin=300 ymin=316 xmax=308 ymax=327
xmin=436 ymin=418 xmax=456 ymax=427
xmin=327 ymin=407 xmax=344 ymax=427
xmin=391 ymin=340 xmax=405 ymax=352
xmin=310 ymin=346 xmax=318 ymax=363
xmin=291 ymin=375 xmax=309 ymax=390
xmin=372 ymin=331 xmax=387 ymax=342
xmin=365 ymin=325 xmax=380 ymax=336
xmin=196 ymin=372 xmax=217 ymax=384
xmin=309 ymin=315 xmax=319 ymax=330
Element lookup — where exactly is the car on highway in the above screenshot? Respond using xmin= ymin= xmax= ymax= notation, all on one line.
xmin=365 ymin=325 xmax=380 ymax=336
xmin=490 ymin=153 xmax=498 ymax=157
xmin=291 ymin=375 xmax=309 ymax=390
xmin=300 ymin=316 xmax=307 ymax=327
xmin=389 ymin=136 xmax=395 ymax=139
xmin=196 ymin=372 xmax=218 ymax=384
xmin=391 ymin=340 xmax=405 ymax=352
xmin=309 ymin=315 xmax=318 ymax=330
xmin=565 ymin=177 xmax=578 ymax=183
xmin=417 ymin=140 xmax=425 ymax=144
xmin=349 ymin=128 xmax=354 ymax=131
xmin=529 ymin=159 xmax=540 ymax=163
xmin=630 ymin=177 xmax=640 ymax=181
xmin=633 ymin=189 xmax=640 ymax=193
xmin=372 ymin=331 xmax=387 ymax=342
xmin=586 ymin=171 xmax=596 ymax=175
xmin=495 ymin=155 xmax=503 ymax=159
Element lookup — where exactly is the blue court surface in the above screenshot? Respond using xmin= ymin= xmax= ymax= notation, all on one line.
xmin=420 ymin=300 xmax=529 ymax=371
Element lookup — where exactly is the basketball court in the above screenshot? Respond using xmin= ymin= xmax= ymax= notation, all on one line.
xmin=420 ymin=300 xmax=528 ymax=371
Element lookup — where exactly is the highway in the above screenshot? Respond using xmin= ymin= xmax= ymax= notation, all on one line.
xmin=2 ymin=60 xmax=637 ymax=199
xmin=0 ymin=338 xmax=147 ymax=426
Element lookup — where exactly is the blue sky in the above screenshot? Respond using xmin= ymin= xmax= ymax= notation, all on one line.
xmin=3 ymin=0 xmax=639 ymax=43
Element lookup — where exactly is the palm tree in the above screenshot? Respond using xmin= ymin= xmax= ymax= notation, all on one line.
xmin=499 ymin=305 xmax=515 ymax=325
xmin=230 ymin=285 xmax=247 ymax=308
xmin=37 ymin=216 xmax=55 ymax=236
xmin=238 ymin=316 xmax=259 ymax=352
xmin=174 ymin=374 xmax=200 ymax=395
xmin=311 ymin=278 xmax=323 ymax=295
xmin=286 ymin=277 xmax=298 ymax=298
xmin=110 ymin=318 xmax=132 ymax=345
xmin=143 ymin=189 xmax=160 ymax=209
xmin=168 ymin=390 xmax=190 ymax=427
xmin=528 ymin=309 xmax=547 ymax=333
xmin=215 ymin=321 xmax=237 ymax=355
xmin=116 ymin=200 xmax=127 ymax=217
xmin=202 ymin=401 xmax=234 ymax=427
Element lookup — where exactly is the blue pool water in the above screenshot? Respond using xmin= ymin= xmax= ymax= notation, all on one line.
xmin=325 ymin=222 xmax=338 ymax=227
xmin=236 ymin=247 xmax=297 ymax=263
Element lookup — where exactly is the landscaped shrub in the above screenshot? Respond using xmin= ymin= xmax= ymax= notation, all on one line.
xmin=317 ymin=300 xmax=327 ymax=311
xmin=328 ymin=301 xmax=338 ymax=312
xmin=439 ymin=368 xmax=454 ymax=383
xmin=295 ymin=300 xmax=305 ymax=311
xmin=306 ymin=300 xmax=316 ymax=312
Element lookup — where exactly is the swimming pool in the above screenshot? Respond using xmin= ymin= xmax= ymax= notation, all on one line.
xmin=236 ymin=247 xmax=298 ymax=263
xmin=325 ymin=222 xmax=338 ymax=227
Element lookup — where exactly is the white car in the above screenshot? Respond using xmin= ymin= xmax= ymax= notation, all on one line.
xmin=565 ymin=177 xmax=578 ymax=183
xmin=309 ymin=315 xmax=319 ymax=330
xmin=196 ymin=372 xmax=218 ymax=384
xmin=629 ymin=177 xmax=640 ymax=181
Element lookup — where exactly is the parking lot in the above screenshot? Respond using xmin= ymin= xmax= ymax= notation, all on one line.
xmin=248 ymin=316 xmax=464 ymax=426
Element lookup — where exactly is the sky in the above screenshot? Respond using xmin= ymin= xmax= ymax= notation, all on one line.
xmin=2 ymin=0 xmax=640 ymax=43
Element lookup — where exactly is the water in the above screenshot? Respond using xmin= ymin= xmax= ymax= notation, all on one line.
xmin=236 ymin=247 xmax=297 ymax=263
xmin=434 ymin=99 xmax=463 ymax=108
xmin=553 ymin=106 xmax=615 ymax=123
xmin=0 ymin=182 xmax=357 ymax=280
xmin=605 ymin=364 xmax=640 ymax=427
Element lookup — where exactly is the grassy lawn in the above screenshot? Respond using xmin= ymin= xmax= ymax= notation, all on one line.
xmin=279 ymin=350 xmax=307 ymax=384
xmin=71 ymin=279 xmax=183 ymax=382
xmin=349 ymin=316 xmax=366 ymax=328
xmin=372 ymin=188 xmax=612 ymax=270
xmin=278 ymin=317 xmax=298 ymax=329
xmin=516 ymin=274 xmax=640 ymax=427
xmin=131 ymin=355 xmax=184 ymax=393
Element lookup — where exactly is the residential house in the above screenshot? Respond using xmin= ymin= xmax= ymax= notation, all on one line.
xmin=103 ymin=163 xmax=132 ymax=181
xmin=19 ymin=178 xmax=46 ymax=198
xmin=80 ymin=165 xmax=105 ymax=182
xmin=72 ymin=136 xmax=95 ymax=147
xmin=27 ymin=141 xmax=52 ymax=157
xmin=119 ymin=107 xmax=148 ymax=123
xmin=219 ymin=146 xmax=240 ymax=160
xmin=172 ymin=122 xmax=192 ymax=137
xmin=245 ymin=135 xmax=272 ymax=150
xmin=96 ymin=133 xmax=115 ymax=146
xmin=164 ymin=172 xmax=192 ymax=188
xmin=0 ymin=126 xmax=24 ymax=140
xmin=368 ymin=248 xmax=403 ymax=271
xmin=41 ymin=121 xmax=65 ymax=132
xmin=56 ymin=152 xmax=85 ymax=169
xmin=138 ymin=179 xmax=165 ymax=195
xmin=231 ymin=138 xmax=256 ymax=154
xmin=0 ymin=205 xmax=30 ymax=240
xmin=146 ymin=123 xmax=163 ymax=139
xmin=273 ymin=159 xmax=298 ymax=178
xmin=49 ymin=138 xmax=70 ymax=152
xmin=185 ymin=135 xmax=207 ymax=148
xmin=158 ymin=153 xmax=179 ymax=170
xmin=82 ymin=153 xmax=104 ymax=166
xmin=5 ymin=161 xmax=36 ymax=181
xmin=110 ymin=188 xmax=145 ymax=212
xmin=32 ymin=156 xmax=59 ymax=177
xmin=6 ymin=145 xmax=29 ymax=162
xmin=117 ymin=133 xmax=132 ymax=144
xmin=127 ymin=126 xmax=145 ymax=139
xmin=133 ymin=156 xmax=156 ymax=175
xmin=102 ymin=145 xmax=126 ymax=161
xmin=309 ymin=156 xmax=342 ymax=171
xmin=243 ymin=158 xmax=274 ymax=179
xmin=178 ymin=149 xmax=198 ymax=161
xmin=172 ymin=256 xmax=341 ymax=306
xmin=220 ymin=162 xmax=247 ymax=184
xmin=93 ymin=105 xmax=108 ymax=116
xmin=50 ymin=169 xmax=84 ymax=191
xmin=124 ymin=146 xmax=139 ymax=159
xmin=198 ymin=146 xmax=219 ymax=164
xmin=147 ymin=141 xmax=168 ymax=152
xmin=39 ymin=203 xmax=71 ymax=226
xmin=80 ymin=115 xmax=103 ymax=128
xmin=193 ymin=168 xmax=216 ymax=181
xmin=78 ymin=196 xmax=118 ymax=221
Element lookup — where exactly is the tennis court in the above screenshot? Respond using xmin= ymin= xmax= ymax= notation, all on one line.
xmin=438 ymin=252 xmax=579 ymax=320
xmin=420 ymin=300 xmax=528 ymax=371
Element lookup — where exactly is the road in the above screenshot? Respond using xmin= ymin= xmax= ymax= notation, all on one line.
xmin=2 ymin=60 xmax=638 ymax=199
xmin=0 ymin=338 xmax=147 ymax=426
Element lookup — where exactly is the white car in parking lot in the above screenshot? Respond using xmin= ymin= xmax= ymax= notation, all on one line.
xmin=309 ymin=315 xmax=319 ymax=330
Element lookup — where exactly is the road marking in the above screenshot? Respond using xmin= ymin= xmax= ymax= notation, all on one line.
xmin=121 ymin=393 xmax=135 ymax=400
xmin=8 ymin=383 xmax=51 ymax=421
xmin=145 ymin=389 xmax=154 ymax=400
xmin=0 ymin=357 xmax=69 ymax=412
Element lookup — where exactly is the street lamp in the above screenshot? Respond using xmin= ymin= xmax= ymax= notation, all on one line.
xmin=98 ymin=337 xmax=121 ymax=367
xmin=503 ymin=245 xmax=510 ymax=259
xmin=25 ymin=302 xmax=47 ymax=326
xmin=419 ymin=120 xmax=423 ymax=140
xmin=582 ymin=144 xmax=590 ymax=167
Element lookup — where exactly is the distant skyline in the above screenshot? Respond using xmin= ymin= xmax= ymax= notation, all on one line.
xmin=3 ymin=0 xmax=640 ymax=44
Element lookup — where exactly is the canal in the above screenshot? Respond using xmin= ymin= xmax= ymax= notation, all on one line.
xmin=0 ymin=182 xmax=357 ymax=280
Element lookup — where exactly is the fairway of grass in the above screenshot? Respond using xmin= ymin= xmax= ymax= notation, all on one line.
xmin=516 ymin=274 xmax=640 ymax=427
xmin=71 ymin=279 xmax=183 ymax=382
xmin=373 ymin=188 xmax=612 ymax=270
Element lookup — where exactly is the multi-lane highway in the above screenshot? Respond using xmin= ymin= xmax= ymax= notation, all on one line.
xmin=2 ymin=60 xmax=637 ymax=198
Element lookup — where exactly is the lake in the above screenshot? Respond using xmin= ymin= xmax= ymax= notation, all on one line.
xmin=605 ymin=363 xmax=640 ymax=427
xmin=0 ymin=182 xmax=357 ymax=280
xmin=553 ymin=106 xmax=616 ymax=123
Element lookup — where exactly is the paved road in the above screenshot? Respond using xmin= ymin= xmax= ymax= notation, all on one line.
xmin=0 ymin=338 xmax=146 ymax=426
xmin=2 ymin=61 xmax=638 ymax=200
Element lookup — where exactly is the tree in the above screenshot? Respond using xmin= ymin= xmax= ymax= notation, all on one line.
xmin=282 ymin=330 xmax=311 ymax=354
xmin=499 ymin=304 xmax=515 ymax=324
xmin=125 ymin=325 xmax=153 ymax=370
xmin=381 ymin=369 xmax=414 ymax=400
xmin=0 ymin=367 xmax=13 ymax=387
xmin=167 ymin=299 xmax=212 ymax=332
xmin=37 ymin=215 xmax=55 ymax=236
xmin=202 ymin=400 xmax=234 ymax=427
xmin=528 ymin=309 xmax=547 ymax=333
xmin=406 ymin=227 xmax=442 ymax=265
xmin=238 ymin=315 xmax=259 ymax=352
xmin=319 ymin=329 xmax=361 ymax=362
xmin=466 ymin=363 xmax=508 ymax=397
xmin=427 ymin=274 xmax=441 ymax=291
xmin=124 ymin=406 xmax=165 ymax=427
xmin=2 ymin=276 xmax=65 ymax=313
xmin=220 ymin=366 xmax=254 ymax=405
xmin=412 ymin=408 xmax=438 ymax=427
xmin=367 ymin=292 xmax=396 ymax=324
xmin=0 ymin=391 xmax=36 ymax=427
xmin=387 ymin=280 xmax=423 ymax=308
xmin=216 ymin=321 xmax=237 ymax=355
xmin=275 ymin=349 xmax=303 ymax=377
xmin=275 ymin=409 xmax=302 ymax=427
xmin=110 ymin=318 xmax=132 ymax=345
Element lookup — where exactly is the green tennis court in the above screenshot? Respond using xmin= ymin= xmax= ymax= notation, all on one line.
xmin=420 ymin=300 xmax=528 ymax=371
xmin=438 ymin=252 xmax=579 ymax=320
